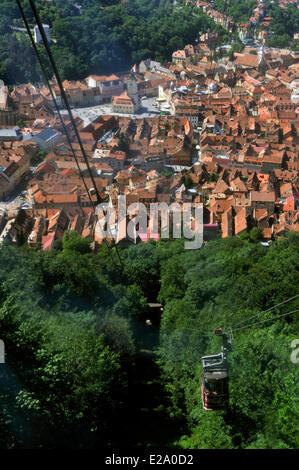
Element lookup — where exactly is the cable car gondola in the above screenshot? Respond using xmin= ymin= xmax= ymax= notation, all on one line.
xmin=201 ymin=328 xmax=232 ymax=411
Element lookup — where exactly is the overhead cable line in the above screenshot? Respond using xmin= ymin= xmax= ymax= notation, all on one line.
xmin=232 ymin=308 xmax=299 ymax=333
xmin=160 ymin=328 xmax=213 ymax=338
xmin=15 ymin=0 xmax=94 ymax=207
xmin=16 ymin=0 xmax=118 ymax=269
xmin=27 ymin=0 xmax=102 ymax=205
xmin=230 ymin=293 xmax=299 ymax=329
xmin=18 ymin=0 xmax=124 ymax=270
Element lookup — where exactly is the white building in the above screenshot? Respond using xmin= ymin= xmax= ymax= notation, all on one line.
xmin=126 ymin=78 xmax=140 ymax=107
xmin=34 ymin=24 xmax=50 ymax=44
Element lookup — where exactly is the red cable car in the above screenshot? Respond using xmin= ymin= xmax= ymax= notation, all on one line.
xmin=201 ymin=328 xmax=232 ymax=411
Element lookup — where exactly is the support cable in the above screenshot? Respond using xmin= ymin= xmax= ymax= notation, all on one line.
xmin=18 ymin=0 xmax=124 ymax=270
xmin=230 ymin=293 xmax=299 ymax=329
xmin=232 ymin=309 xmax=299 ymax=333
xmin=27 ymin=0 xmax=102 ymax=205
xmin=16 ymin=0 xmax=94 ymax=207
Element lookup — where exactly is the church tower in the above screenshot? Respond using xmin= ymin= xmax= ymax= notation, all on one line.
xmin=126 ymin=77 xmax=140 ymax=110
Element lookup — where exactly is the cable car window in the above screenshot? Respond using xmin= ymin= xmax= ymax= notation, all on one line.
xmin=206 ymin=380 xmax=218 ymax=394
xmin=222 ymin=380 xmax=229 ymax=395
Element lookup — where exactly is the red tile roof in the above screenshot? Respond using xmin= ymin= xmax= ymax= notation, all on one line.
xmin=42 ymin=232 xmax=55 ymax=251
xmin=250 ymin=191 xmax=275 ymax=202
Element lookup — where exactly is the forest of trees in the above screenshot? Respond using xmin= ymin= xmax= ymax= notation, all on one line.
xmin=213 ymin=0 xmax=257 ymax=24
xmin=263 ymin=2 xmax=299 ymax=50
xmin=0 ymin=0 xmax=223 ymax=84
xmin=2 ymin=1 xmax=299 ymax=84
xmin=0 ymin=229 xmax=298 ymax=448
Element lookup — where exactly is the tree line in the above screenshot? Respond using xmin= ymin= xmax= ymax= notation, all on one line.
xmin=0 ymin=0 xmax=220 ymax=84
xmin=263 ymin=1 xmax=299 ymax=50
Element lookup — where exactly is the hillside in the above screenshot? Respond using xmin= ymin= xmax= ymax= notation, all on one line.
xmin=0 ymin=231 xmax=298 ymax=448
xmin=0 ymin=0 xmax=221 ymax=84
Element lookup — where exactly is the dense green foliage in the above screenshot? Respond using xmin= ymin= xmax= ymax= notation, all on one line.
xmin=263 ymin=2 xmax=299 ymax=50
xmin=0 ymin=233 xmax=136 ymax=448
xmin=0 ymin=229 xmax=299 ymax=448
xmin=0 ymin=0 xmax=218 ymax=84
xmin=213 ymin=0 xmax=256 ymax=23
xmin=228 ymin=41 xmax=244 ymax=61
xmin=158 ymin=234 xmax=299 ymax=449
xmin=118 ymin=132 xmax=131 ymax=152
